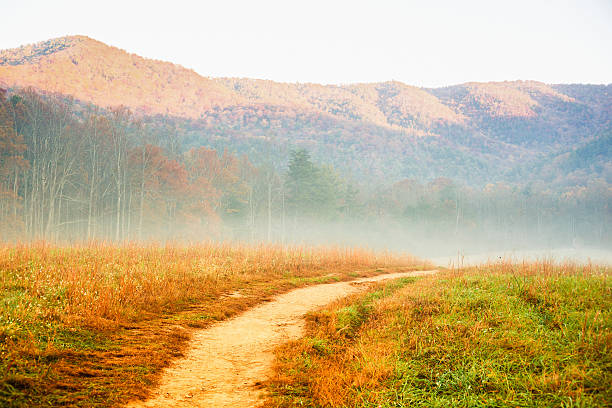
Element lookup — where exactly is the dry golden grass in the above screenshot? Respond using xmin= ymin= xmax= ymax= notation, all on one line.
xmin=0 ymin=241 xmax=424 ymax=407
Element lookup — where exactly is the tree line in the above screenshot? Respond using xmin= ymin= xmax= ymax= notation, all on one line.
xmin=0 ymin=88 xmax=256 ymax=241
xmin=1 ymin=88 xmax=609 ymax=250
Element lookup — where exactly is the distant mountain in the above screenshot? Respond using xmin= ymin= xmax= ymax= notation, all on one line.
xmin=1 ymin=36 xmax=610 ymax=185
xmin=535 ymin=131 xmax=612 ymax=185
xmin=0 ymin=36 xmax=243 ymax=116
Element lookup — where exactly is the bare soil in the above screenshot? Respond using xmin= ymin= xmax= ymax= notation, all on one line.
xmin=126 ymin=270 xmax=436 ymax=408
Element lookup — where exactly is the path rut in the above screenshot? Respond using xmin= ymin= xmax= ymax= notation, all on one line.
xmin=127 ymin=269 xmax=437 ymax=408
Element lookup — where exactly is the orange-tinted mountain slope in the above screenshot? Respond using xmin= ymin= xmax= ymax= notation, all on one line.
xmin=0 ymin=36 xmax=244 ymax=117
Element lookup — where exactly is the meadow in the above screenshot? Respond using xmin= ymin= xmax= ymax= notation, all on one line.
xmin=0 ymin=242 xmax=424 ymax=407
xmin=265 ymin=260 xmax=611 ymax=407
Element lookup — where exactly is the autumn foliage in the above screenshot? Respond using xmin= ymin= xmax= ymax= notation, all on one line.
xmin=1 ymin=36 xmax=610 ymax=188
xmin=0 ymin=89 xmax=253 ymax=241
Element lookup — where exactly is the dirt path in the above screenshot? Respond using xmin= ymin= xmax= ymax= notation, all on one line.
xmin=127 ymin=269 xmax=437 ymax=408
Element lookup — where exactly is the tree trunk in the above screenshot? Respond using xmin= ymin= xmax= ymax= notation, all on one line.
xmin=267 ymin=181 xmax=272 ymax=242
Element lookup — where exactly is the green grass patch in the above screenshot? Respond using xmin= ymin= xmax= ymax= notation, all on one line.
xmin=266 ymin=263 xmax=611 ymax=407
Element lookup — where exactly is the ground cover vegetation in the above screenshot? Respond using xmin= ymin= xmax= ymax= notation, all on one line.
xmin=0 ymin=242 xmax=424 ymax=407
xmin=266 ymin=261 xmax=611 ymax=407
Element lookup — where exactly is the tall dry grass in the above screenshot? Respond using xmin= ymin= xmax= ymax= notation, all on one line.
xmin=0 ymin=241 xmax=424 ymax=407
xmin=0 ymin=241 xmax=419 ymax=328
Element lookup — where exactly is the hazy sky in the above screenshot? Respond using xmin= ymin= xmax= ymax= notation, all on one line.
xmin=2 ymin=0 xmax=611 ymax=87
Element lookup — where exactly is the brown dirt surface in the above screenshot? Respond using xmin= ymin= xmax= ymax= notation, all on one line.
xmin=126 ymin=269 xmax=437 ymax=408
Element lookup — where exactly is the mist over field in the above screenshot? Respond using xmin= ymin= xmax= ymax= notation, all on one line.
xmin=0 ymin=36 xmax=610 ymax=266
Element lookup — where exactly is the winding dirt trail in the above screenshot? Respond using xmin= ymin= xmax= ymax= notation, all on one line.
xmin=127 ymin=269 xmax=437 ymax=408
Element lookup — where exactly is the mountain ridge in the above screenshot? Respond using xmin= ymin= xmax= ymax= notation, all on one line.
xmin=2 ymin=35 xmax=605 ymax=126
xmin=1 ymin=35 xmax=610 ymax=185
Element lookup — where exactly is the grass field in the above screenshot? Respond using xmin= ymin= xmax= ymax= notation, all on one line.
xmin=0 ymin=242 xmax=423 ymax=407
xmin=265 ymin=261 xmax=611 ymax=407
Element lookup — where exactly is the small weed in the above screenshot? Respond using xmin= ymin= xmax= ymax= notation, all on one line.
xmin=308 ymin=338 xmax=331 ymax=355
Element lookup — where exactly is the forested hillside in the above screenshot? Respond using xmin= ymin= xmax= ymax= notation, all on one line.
xmin=0 ymin=36 xmax=610 ymax=249
xmin=0 ymin=36 xmax=243 ymax=116
xmin=0 ymin=88 xmax=609 ymax=250
xmin=1 ymin=36 xmax=610 ymax=186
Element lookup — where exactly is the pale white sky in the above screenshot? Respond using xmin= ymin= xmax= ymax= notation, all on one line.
xmin=1 ymin=0 xmax=611 ymax=87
